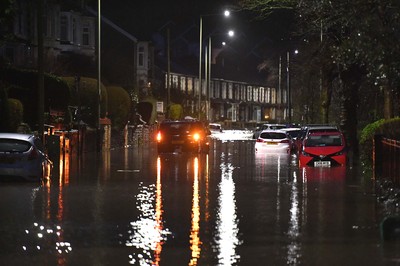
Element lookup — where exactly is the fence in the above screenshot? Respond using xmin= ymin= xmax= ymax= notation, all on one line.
xmin=374 ymin=135 xmax=400 ymax=186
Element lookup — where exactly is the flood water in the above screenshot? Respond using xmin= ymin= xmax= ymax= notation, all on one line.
xmin=0 ymin=132 xmax=399 ymax=265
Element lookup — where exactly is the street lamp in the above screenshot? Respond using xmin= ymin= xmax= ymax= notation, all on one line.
xmin=205 ymin=30 xmax=234 ymax=121
xmin=198 ymin=10 xmax=231 ymax=120
xmin=286 ymin=49 xmax=298 ymax=124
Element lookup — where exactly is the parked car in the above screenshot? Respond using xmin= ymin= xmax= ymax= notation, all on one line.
xmin=0 ymin=133 xmax=53 ymax=181
xmin=295 ymin=125 xmax=340 ymax=152
xmin=254 ymin=130 xmax=291 ymax=153
xmin=299 ymin=130 xmax=347 ymax=167
xmin=281 ymin=127 xmax=301 ymax=152
xmin=252 ymin=123 xmax=287 ymax=139
xmin=156 ymin=119 xmax=210 ymax=153
xmin=209 ymin=123 xmax=223 ymax=133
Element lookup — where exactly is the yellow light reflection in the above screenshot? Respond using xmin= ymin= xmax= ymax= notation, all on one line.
xmin=189 ymin=157 xmax=201 ymax=266
xmin=126 ymin=157 xmax=170 ymax=265
xmin=205 ymin=154 xmax=210 ymax=222
xmin=153 ymin=157 xmax=163 ymax=265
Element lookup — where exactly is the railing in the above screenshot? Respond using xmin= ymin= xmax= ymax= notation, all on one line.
xmin=374 ymin=135 xmax=400 ymax=186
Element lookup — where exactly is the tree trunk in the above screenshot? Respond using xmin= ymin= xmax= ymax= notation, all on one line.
xmin=382 ymin=83 xmax=393 ymax=119
xmin=340 ymin=65 xmax=362 ymax=156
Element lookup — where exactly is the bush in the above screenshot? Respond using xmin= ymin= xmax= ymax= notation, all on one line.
xmin=7 ymin=98 xmax=23 ymax=132
xmin=360 ymin=117 xmax=400 ymax=163
xmin=106 ymin=86 xmax=131 ymax=131
xmin=168 ymin=104 xmax=183 ymax=120
xmin=62 ymin=77 xmax=108 ymax=127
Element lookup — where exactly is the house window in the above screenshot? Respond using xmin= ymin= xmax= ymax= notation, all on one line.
xmin=221 ymin=82 xmax=227 ymax=99
xmin=247 ymin=86 xmax=252 ymax=101
xmin=138 ymin=46 xmax=144 ymax=66
xmin=82 ymin=25 xmax=90 ymax=46
xmin=60 ymin=15 xmax=68 ymax=41
xmin=271 ymin=88 xmax=276 ymax=104
xmin=72 ymin=18 xmax=76 ymax=44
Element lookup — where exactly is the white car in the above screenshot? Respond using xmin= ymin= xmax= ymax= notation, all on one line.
xmin=0 ymin=133 xmax=53 ymax=181
xmin=209 ymin=123 xmax=223 ymax=133
xmin=254 ymin=130 xmax=291 ymax=153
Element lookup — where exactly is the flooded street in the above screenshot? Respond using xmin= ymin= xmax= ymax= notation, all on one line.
xmin=0 ymin=131 xmax=399 ymax=265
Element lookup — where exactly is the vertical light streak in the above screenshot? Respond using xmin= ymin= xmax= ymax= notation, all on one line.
xmin=153 ymin=157 xmax=163 ymax=265
xmin=189 ymin=157 xmax=201 ymax=265
xmin=215 ymin=156 xmax=240 ymax=265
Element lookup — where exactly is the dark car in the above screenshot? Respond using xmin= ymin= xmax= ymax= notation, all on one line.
xmin=156 ymin=120 xmax=210 ymax=153
xmin=0 ymin=133 xmax=53 ymax=181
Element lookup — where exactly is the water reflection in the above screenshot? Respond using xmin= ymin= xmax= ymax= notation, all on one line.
xmin=287 ymin=169 xmax=301 ymax=265
xmin=214 ymin=152 xmax=241 ymax=265
xmin=125 ymin=156 xmax=170 ymax=265
xmin=189 ymin=157 xmax=201 ymax=265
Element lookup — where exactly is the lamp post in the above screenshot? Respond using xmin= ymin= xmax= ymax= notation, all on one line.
xmin=198 ymin=10 xmax=231 ymax=120
xmin=286 ymin=49 xmax=298 ymax=124
xmin=97 ymin=0 xmax=101 ymax=151
xmin=205 ymin=30 xmax=234 ymax=121
xmin=198 ymin=16 xmax=203 ymax=119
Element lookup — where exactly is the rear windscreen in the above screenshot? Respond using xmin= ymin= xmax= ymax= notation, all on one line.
xmin=306 ymin=135 xmax=343 ymax=147
xmin=259 ymin=132 xmax=287 ymax=139
xmin=0 ymin=139 xmax=31 ymax=152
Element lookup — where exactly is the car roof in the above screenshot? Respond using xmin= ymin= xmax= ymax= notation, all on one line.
xmin=260 ymin=129 xmax=287 ymax=134
xmin=281 ymin=127 xmax=301 ymax=131
xmin=308 ymin=131 xmax=343 ymax=136
xmin=0 ymin=133 xmax=35 ymax=142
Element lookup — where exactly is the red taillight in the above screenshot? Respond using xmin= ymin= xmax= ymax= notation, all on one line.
xmin=280 ymin=139 xmax=290 ymax=143
xmin=193 ymin=132 xmax=200 ymax=142
xmin=256 ymin=138 xmax=264 ymax=142
xmin=156 ymin=131 xmax=162 ymax=142
xmin=28 ymin=147 xmax=39 ymax=160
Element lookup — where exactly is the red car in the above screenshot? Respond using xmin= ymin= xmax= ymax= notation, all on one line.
xmin=299 ymin=131 xmax=347 ymax=167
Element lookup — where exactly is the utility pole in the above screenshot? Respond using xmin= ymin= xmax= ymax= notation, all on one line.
xmin=37 ymin=0 xmax=44 ymax=141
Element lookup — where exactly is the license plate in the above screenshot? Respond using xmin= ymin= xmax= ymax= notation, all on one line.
xmin=314 ymin=161 xmax=331 ymax=167
xmin=266 ymin=142 xmax=278 ymax=145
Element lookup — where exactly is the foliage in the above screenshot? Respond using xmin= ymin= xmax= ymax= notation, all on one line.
xmin=168 ymin=104 xmax=183 ymax=120
xmin=62 ymin=77 xmax=108 ymax=127
xmin=106 ymin=86 xmax=131 ymax=131
xmin=359 ymin=117 xmax=400 ymax=163
xmin=0 ymin=67 xmax=70 ymax=128
xmin=7 ymin=98 xmax=23 ymax=132
xmin=360 ymin=118 xmax=400 ymax=144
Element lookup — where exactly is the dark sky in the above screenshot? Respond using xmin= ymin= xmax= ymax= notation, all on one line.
xmin=100 ymin=0 xmax=292 ymax=43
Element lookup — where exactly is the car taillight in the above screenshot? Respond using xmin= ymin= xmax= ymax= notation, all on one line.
xmin=256 ymin=138 xmax=264 ymax=142
xmin=193 ymin=132 xmax=200 ymax=142
xmin=280 ymin=139 xmax=290 ymax=143
xmin=28 ymin=147 xmax=39 ymax=160
xmin=156 ymin=131 xmax=162 ymax=142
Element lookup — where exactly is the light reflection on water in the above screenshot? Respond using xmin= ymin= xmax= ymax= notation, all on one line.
xmin=214 ymin=152 xmax=241 ymax=265
xmin=189 ymin=157 xmax=201 ymax=265
xmin=125 ymin=157 xmax=171 ymax=265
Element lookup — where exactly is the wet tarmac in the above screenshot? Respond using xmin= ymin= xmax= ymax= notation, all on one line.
xmin=0 ymin=134 xmax=399 ymax=265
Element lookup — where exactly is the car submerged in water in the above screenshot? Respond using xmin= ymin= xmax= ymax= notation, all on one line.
xmin=0 ymin=133 xmax=53 ymax=181
xmin=299 ymin=130 xmax=347 ymax=167
xmin=156 ymin=119 xmax=210 ymax=153
xmin=254 ymin=129 xmax=292 ymax=154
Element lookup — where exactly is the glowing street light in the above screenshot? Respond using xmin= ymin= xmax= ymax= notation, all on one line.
xmin=198 ymin=9 xmax=231 ymax=120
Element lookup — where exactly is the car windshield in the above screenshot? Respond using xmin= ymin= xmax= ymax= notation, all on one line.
xmin=0 ymin=139 xmax=31 ymax=152
xmin=209 ymin=125 xmax=221 ymax=130
xmin=306 ymin=135 xmax=343 ymax=147
xmin=259 ymin=132 xmax=287 ymax=139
